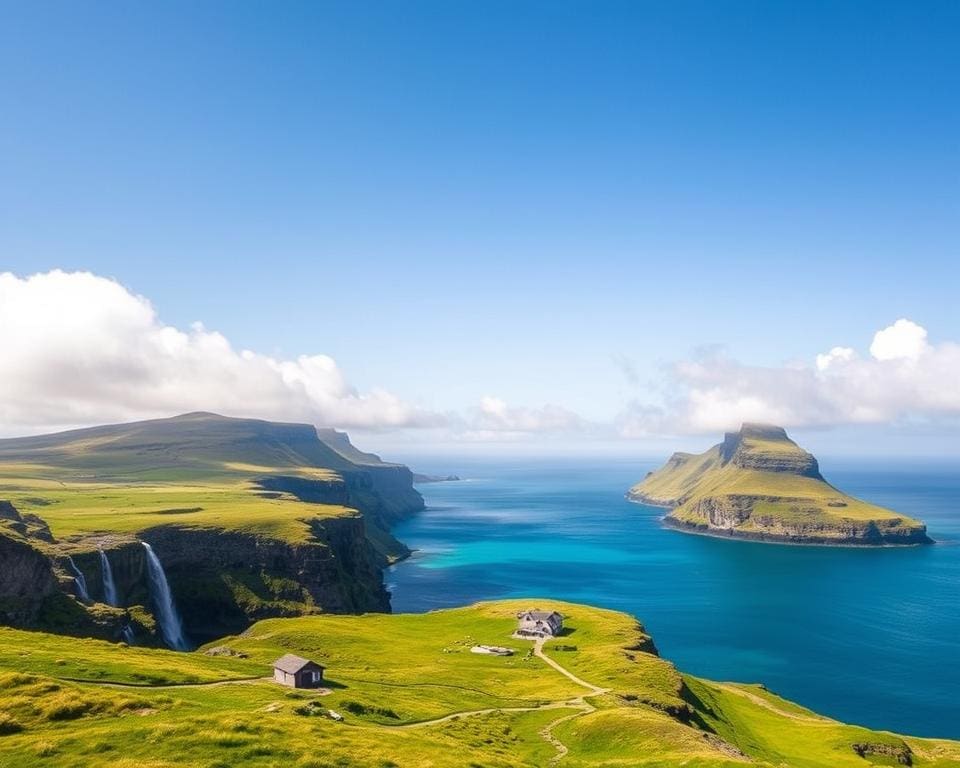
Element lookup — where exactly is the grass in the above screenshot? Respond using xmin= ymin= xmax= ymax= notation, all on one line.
xmin=1 ymin=599 xmax=958 ymax=767
xmin=0 ymin=627 xmax=259 ymax=684
xmin=630 ymin=428 xmax=926 ymax=537
xmin=0 ymin=477 xmax=354 ymax=545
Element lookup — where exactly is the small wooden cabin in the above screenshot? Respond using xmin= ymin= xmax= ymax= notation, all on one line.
xmin=516 ymin=609 xmax=563 ymax=638
xmin=272 ymin=654 xmax=326 ymax=688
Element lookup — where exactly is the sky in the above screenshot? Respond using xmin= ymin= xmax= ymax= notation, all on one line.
xmin=1 ymin=2 xmax=959 ymax=455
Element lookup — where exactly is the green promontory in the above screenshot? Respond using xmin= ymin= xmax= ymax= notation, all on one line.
xmin=0 ymin=412 xmax=424 ymax=645
xmin=628 ymin=423 xmax=931 ymax=545
xmin=0 ymin=599 xmax=957 ymax=767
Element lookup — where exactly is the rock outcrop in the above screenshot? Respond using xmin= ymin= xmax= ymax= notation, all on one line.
xmin=629 ymin=424 xmax=931 ymax=546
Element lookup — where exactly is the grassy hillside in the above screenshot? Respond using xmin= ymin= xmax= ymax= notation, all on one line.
xmin=0 ymin=599 xmax=956 ymax=767
xmin=0 ymin=412 xmax=419 ymax=541
xmin=629 ymin=424 xmax=929 ymax=545
xmin=0 ymin=412 xmax=357 ymax=481
xmin=0 ymin=413 xmax=424 ymax=644
xmin=3 ymin=478 xmax=352 ymax=544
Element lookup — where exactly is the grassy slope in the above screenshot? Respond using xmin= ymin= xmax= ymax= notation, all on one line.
xmin=0 ymin=412 xmax=357 ymax=479
xmin=1 ymin=477 xmax=352 ymax=545
xmin=0 ymin=413 xmax=382 ymax=545
xmin=630 ymin=428 xmax=924 ymax=533
xmin=0 ymin=600 xmax=957 ymax=767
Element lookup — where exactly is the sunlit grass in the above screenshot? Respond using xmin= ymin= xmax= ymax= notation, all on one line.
xmin=3 ymin=600 xmax=958 ymax=767
xmin=0 ymin=477 xmax=354 ymax=544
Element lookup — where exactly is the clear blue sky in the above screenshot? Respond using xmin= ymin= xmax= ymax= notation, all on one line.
xmin=2 ymin=2 xmax=958 ymax=449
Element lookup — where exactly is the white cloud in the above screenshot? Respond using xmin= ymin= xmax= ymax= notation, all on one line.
xmin=869 ymin=318 xmax=929 ymax=361
xmin=619 ymin=319 xmax=960 ymax=436
xmin=461 ymin=396 xmax=585 ymax=439
xmin=0 ymin=270 xmax=442 ymax=434
xmin=815 ymin=346 xmax=855 ymax=371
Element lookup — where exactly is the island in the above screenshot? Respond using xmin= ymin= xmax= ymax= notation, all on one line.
xmin=413 ymin=473 xmax=462 ymax=483
xmin=628 ymin=423 xmax=931 ymax=546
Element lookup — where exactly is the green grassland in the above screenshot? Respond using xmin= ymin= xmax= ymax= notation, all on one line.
xmin=0 ymin=413 xmax=365 ymax=544
xmin=0 ymin=599 xmax=957 ymax=767
xmin=0 ymin=412 xmax=365 ymax=482
xmin=1 ymin=477 xmax=353 ymax=546
xmin=667 ymin=463 xmax=907 ymax=524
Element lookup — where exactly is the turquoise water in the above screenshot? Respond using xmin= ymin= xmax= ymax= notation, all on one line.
xmin=388 ymin=456 xmax=960 ymax=739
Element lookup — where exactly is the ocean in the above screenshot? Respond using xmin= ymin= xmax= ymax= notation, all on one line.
xmin=388 ymin=456 xmax=960 ymax=739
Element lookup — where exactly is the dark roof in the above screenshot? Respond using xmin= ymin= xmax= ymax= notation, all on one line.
xmin=519 ymin=610 xmax=562 ymax=622
xmin=273 ymin=653 xmax=325 ymax=674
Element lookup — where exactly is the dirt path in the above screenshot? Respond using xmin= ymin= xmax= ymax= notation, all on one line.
xmin=539 ymin=708 xmax=587 ymax=766
xmin=396 ymin=700 xmax=580 ymax=729
xmin=715 ymin=683 xmax=830 ymax=723
xmin=391 ymin=642 xmax=606 ymax=766
xmin=532 ymin=639 xmax=609 ymax=765
xmin=62 ymin=637 xmax=611 ymax=765
xmin=534 ymin=638 xmax=608 ymax=695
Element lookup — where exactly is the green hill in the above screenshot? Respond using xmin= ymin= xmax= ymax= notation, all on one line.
xmin=0 ymin=599 xmax=957 ymax=767
xmin=0 ymin=413 xmax=424 ymax=645
xmin=628 ymin=424 xmax=930 ymax=545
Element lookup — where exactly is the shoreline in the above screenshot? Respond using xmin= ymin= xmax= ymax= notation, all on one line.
xmin=626 ymin=494 xmax=933 ymax=548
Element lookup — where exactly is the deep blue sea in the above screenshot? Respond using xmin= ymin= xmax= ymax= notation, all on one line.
xmin=388 ymin=456 xmax=960 ymax=739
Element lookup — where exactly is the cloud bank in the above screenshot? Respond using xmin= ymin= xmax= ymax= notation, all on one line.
xmin=5 ymin=271 xmax=955 ymax=444
xmin=619 ymin=318 xmax=960 ymax=436
xmin=455 ymin=396 xmax=585 ymax=440
xmin=0 ymin=270 xmax=442 ymax=434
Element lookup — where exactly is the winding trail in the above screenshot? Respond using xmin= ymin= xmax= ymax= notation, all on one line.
xmin=534 ymin=638 xmax=607 ymax=695
xmin=396 ymin=701 xmax=579 ymax=730
xmin=59 ymin=637 xmax=610 ymax=764
xmin=714 ymin=683 xmax=830 ymax=724
xmin=533 ymin=638 xmax=610 ymax=765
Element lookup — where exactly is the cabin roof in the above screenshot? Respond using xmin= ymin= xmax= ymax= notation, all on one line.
xmin=273 ymin=653 xmax=325 ymax=674
xmin=518 ymin=610 xmax=562 ymax=622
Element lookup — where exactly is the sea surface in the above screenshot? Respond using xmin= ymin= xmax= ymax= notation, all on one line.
xmin=388 ymin=456 xmax=960 ymax=739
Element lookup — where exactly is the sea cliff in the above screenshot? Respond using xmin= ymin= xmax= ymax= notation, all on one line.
xmin=629 ymin=424 xmax=930 ymax=546
xmin=0 ymin=413 xmax=425 ymax=646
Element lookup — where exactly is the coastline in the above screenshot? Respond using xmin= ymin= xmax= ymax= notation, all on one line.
xmin=626 ymin=494 xmax=933 ymax=548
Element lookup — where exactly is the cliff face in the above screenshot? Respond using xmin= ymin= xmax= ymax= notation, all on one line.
xmin=142 ymin=515 xmax=389 ymax=642
xmin=0 ymin=413 xmax=427 ymax=647
xmin=254 ymin=467 xmax=421 ymax=563
xmin=0 ymin=503 xmax=137 ymax=640
xmin=629 ymin=424 xmax=931 ymax=546
xmin=720 ymin=424 xmax=822 ymax=477
xmin=666 ymin=495 xmax=931 ymax=545
xmin=0 ymin=511 xmax=391 ymax=646
xmin=0 ymin=525 xmax=60 ymax=622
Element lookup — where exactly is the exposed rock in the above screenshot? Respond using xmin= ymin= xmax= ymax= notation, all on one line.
xmin=852 ymin=740 xmax=913 ymax=765
xmin=629 ymin=424 xmax=931 ymax=546
xmin=413 ymin=473 xmax=462 ymax=483
xmin=141 ymin=515 xmax=390 ymax=642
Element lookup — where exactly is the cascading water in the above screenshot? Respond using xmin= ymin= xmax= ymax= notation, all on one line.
xmin=66 ymin=556 xmax=90 ymax=602
xmin=141 ymin=542 xmax=190 ymax=650
xmin=98 ymin=549 xmax=119 ymax=606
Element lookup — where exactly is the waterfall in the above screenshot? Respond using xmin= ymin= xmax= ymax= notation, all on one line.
xmin=141 ymin=542 xmax=191 ymax=651
xmin=66 ymin=556 xmax=90 ymax=602
xmin=98 ymin=549 xmax=119 ymax=606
